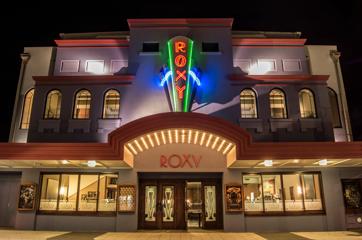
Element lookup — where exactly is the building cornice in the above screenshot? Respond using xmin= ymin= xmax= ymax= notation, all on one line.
xmin=232 ymin=38 xmax=307 ymax=46
xmin=55 ymin=39 xmax=129 ymax=47
xmin=228 ymin=74 xmax=329 ymax=84
xmin=33 ymin=75 xmax=135 ymax=86
xmin=0 ymin=113 xmax=361 ymax=164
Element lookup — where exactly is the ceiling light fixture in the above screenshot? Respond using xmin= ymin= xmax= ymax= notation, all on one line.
xmin=87 ymin=160 xmax=97 ymax=168
xmin=319 ymin=159 xmax=328 ymax=166
xmin=154 ymin=132 xmax=160 ymax=146
xmin=263 ymin=160 xmax=273 ymax=167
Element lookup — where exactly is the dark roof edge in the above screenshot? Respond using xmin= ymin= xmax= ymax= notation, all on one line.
xmin=232 ymin=31 xmax=302 ymax=39
xmin=59 ymin=31 xmax=130 ymax=40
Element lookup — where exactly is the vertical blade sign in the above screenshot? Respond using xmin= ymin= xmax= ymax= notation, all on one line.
xmin=167 ymin=36 xmax=194 ymax=112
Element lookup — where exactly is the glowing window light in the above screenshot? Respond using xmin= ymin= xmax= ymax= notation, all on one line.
xmin=85 ymin=60 xmax=104 ymax=74
xmin=154 ymin=132 xmax=160 ymax=146
xmin=206 ymin=134 xmax=213 ymax=147
xmin=194 ymin=131 xmax=199 ymax=144
xmin=182 ymin=129 xmax=185 ymax=143
xmin=175 ymin=129 xmax=178 ymax=143
xmin=134 ymin=140 xmax=143 ymax=152
xmin=200 ymin=132 xmax=206 ymax=146
xmin=297 ymin=186 xmax=302 ymax=194
xmin=127 ymin=143 xmax=138 ymax=155
xmin=141 ymin=137 xmax=149 ymax=150
xmin=222 ymin=143 xmax=233 ymax=155
xmin=59 ymin=186 xmax=66 ymax=195
xmin=168 ymin=130 xmax=172 ymax=144
xmin=217 ymin=139 xmax=226 ymax=152
xmin=211 ymin=137 xmax=219 ymax=149
xmin=188 ymin=129 xmax=192 ymax=144
xmin=147 ymin=134 xmax=154 ymax=148
xmin=161 ymin=131 xmax=166 ymax=145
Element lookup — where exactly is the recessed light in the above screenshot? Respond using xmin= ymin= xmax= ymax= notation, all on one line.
xmin=263 ymin=160 xmax=273 ymax=167
xmin=293 ymin=159 xmax=300 ymax=163
xmin=61 ymin=160 xmax=69 ymax=164
xmin=319 ymin=159 xmax=328 ymax=166
xmin=87 ymin=160 xmax=97 ymax=167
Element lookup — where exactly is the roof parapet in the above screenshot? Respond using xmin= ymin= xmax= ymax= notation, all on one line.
xmin=232 ymin=31 xmax=302 ymax=39
xmin=59 ymin=31 xmax=129 ymax=40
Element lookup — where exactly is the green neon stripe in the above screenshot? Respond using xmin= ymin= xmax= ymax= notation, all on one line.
xmin=183 ymin=40 xmax=194 ymax=112
xmin=167 ymin=40 xmax=177 ymax=112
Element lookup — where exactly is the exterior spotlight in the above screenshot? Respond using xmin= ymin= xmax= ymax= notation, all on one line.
xmin=263 ymin=160 xmax=273 ymax=167
xmin=87 ymin=160 xmax=97 ymax=167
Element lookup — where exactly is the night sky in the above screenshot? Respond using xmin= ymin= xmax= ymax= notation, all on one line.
xmin=1 ymin=2 xmax=361 ymax=141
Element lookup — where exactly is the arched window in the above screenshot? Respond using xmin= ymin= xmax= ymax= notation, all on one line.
xmin=44 ymin=90 xmax=62 ymax=119
xmin=73 ymin=90 xmax=91 ymax=119
xmin=20 ymin=89 xmax=34 ymax=129
xmin=299 ymin=89 xmax=317 ymax=118
xmin=269 ymin=89 xmax=287 ymax=118
xmin=240 ymin=89 xmax=257 ymax=118
xmin=328 ymin=88 xmax=341 ymax=128
xmin=103 ymin=89 xmax=120 ymax=119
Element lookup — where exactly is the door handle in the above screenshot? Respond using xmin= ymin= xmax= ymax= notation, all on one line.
xmin=157 ymin=202 xmax=163 ymax=212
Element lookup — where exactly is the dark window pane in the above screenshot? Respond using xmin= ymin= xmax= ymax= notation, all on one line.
xmin=142 ymin=43 xmax=159 ymax=52
xmin=202 ymin=42 xmax=219 ymax=52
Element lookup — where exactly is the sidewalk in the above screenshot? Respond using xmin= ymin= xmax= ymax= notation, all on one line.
xmin=0 ymin=230 xmax=361 ymax=240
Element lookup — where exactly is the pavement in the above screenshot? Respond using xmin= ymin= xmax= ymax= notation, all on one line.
xmin=0 ymin=230 xmax=361 ymax=240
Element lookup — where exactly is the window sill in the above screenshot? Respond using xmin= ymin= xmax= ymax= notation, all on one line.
xmin=37 ymin=211 xmax=116 ymax=216
xmin=244 ymin=210 xmax=325 ymax=216
xmin=200 ymin=51 xmax=222 ymax=55
xmin=139 ymin=52 xmax=161 ymax=56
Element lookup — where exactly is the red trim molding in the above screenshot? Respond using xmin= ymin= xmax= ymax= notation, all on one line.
xmin=0 ymin=113 xmax=361 ymax=162
xmin=0 ymin=143 xmax=119 ymax=161
xmin=33 ymin=75 xmax=135 ymax=86
xmin=55 ymin=39 xmax=129 ymax=47
xmin=229 ymin=74 xmax=329 ymax=84
xmin=127 ymin=18 xmax=234 ymax=28
xmin=232 ymin=38 xmax=307 ymax=46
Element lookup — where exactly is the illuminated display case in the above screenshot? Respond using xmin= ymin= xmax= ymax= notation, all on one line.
xmin=118 ymin=185 xmax=136 ymax=213
xmin=225 ymin=184 xmax=243 ymax=212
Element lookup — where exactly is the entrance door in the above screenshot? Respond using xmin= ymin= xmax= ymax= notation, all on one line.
xmin=139 ymin=175 xmax=223 ymax=230
xmin=139 ymin=179 xmax=186 ymax=229
xmin=0 ymin=173 xmax=21 ymax=227
xmin=202 ymin=180 xmax=223 ymax=229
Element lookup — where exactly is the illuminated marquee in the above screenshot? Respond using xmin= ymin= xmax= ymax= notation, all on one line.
xmin=160 ymin=36 xmax=201 ymax=112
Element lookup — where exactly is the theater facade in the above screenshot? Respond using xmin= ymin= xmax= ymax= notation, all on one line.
xmin=0 ymin=18 xmax=362 ymax=232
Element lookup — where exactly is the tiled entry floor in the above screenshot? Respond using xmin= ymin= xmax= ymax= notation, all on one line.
xmin=0 ymin=230 xmax=361 ymax=240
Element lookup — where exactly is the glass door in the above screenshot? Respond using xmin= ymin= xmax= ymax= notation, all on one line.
xmin=138 ymin=179 xmax=186 ymax=229
xmin=202 ymin=180 xmax=223 ymax=229
xmin=139 ymin=180 xmax=158 ymax=229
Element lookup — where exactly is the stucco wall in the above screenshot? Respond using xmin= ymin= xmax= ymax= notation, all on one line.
xmin=11 ymin=47 xmax=55 ymax=143
xmin=306 ymin=45 xmax=349 ymax=141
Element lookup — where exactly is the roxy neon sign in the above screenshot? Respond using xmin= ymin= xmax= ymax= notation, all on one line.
xmin=160 ymin=36 xmax=201 ymax=112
